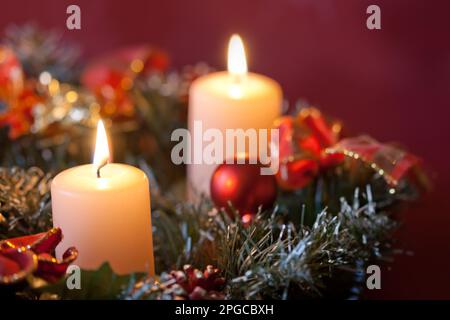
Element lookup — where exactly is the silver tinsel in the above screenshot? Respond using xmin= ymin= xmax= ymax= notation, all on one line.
xmin=0 ymin=167 xmax=52 ymax=239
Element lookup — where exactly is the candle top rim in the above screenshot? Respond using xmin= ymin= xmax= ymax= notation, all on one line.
xmin=190 ymin=71 xmax=282 ymax=100
xmin=51 ymin=163 xmax=149 ymax=194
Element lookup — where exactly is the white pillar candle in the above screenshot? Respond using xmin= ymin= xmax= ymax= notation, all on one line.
xmin=187 ymin=35 xmax=282 ymax=198
xmin=51 ymin=120 xmax=154 ymax=275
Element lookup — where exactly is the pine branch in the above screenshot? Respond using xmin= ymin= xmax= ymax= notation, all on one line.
xmin=149 ymin=184 xmax=398 ymax=300
xmin=0 ymin=167 xmax=53 ymax=239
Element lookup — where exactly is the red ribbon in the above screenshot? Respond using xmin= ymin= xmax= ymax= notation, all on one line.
xmin=275 ymin=107 xmax=344 ymax=190
xmin=326 ymin=135 xmax=421 ymax=186
xmin=275 ymin=107 xmax=422 ymax=190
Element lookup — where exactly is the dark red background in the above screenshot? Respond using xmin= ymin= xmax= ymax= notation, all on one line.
xmin=1 ymin=0 xmax=448 ymax=299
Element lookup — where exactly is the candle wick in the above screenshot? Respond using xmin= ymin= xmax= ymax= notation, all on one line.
xmin=96 ymin=159 xmax=108 ymax=178
xmin=231 ymin=73 xmax=243 ymax=85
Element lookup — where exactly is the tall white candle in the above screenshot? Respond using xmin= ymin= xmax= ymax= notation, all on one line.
xmin=51 ymin=121 xmax=154 ymax=275
xmin=187 ymin=35 xmax=282 ymax=198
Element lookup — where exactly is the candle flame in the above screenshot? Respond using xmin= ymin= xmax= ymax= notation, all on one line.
xmin=227 ymin=34 xmax=247 ymax=76
xmin=93 ymin=120 xmax=110 ymax=169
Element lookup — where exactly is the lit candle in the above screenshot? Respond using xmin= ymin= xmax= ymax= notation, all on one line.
xmin=187 ymin=34 xmax=282 ymax=198
xmin=51 ymin=120 xmax=154 ymax=275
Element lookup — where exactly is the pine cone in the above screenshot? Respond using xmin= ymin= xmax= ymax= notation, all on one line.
xmin=124 ymin=264 xmax=226 ymax=300
xmin=164 ymin=264 xmax=225 ymax=300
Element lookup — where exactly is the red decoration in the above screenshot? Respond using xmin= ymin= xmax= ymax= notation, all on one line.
xmin=274 ymin=107 xmax=344 ymax=191
xmin=172 ymin=265 xmax=225 ymax=300
xmin=81 ymin=45 xmax=169 ymax=119
xmin=277 ymin=159 xmax=319 ymax=190
xmin=327 ymin=135 xmax=423 ymax=187
xmin=0 ymin=46 xmax=23 ymax=101
xmin=0 ymin=46 xmax=43 ymax=139
xmin=210 ymin=162 xmax=277 ymax=218
xmin=0 ymin=228 xmax=78 ymax=284
xmin=275 ymin=107 xmax=424 ymax=190
xmin=152 ymin=264 xmax=225 ymax=300
xmin=0 ymin=87 xmax=42 ymax=139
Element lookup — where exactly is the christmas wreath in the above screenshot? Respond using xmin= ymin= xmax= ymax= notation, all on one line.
xmin=0 ymin=25 xmax=428 ymax=300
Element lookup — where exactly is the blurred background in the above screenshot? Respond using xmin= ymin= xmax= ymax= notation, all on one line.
xmin=0 ymin=0 xmax=448 ymax=298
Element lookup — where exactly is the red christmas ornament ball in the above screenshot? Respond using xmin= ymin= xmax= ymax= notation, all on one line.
xmin=210 ymin=162 xmax=277 ymax=217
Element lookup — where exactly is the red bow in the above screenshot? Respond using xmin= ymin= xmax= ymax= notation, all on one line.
xmin=274 ymin=107 xmax=422 ymax=190
xmin=275 ymin=107 xmax=344 ymax=190
xmin=326 ymin=135 xmax=422 ymax=187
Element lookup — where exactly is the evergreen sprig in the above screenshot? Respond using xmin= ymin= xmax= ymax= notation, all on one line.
xmin=140 ymin=185 xmax=397 ymax=300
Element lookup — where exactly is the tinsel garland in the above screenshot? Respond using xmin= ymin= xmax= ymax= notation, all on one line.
xmin=0 ymin=167 xmax=398 ymax=299
xmin=0 ymin=167 xmax=52 ymax=239
xmin=139 ymin=187 xmax=396 ymax=300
